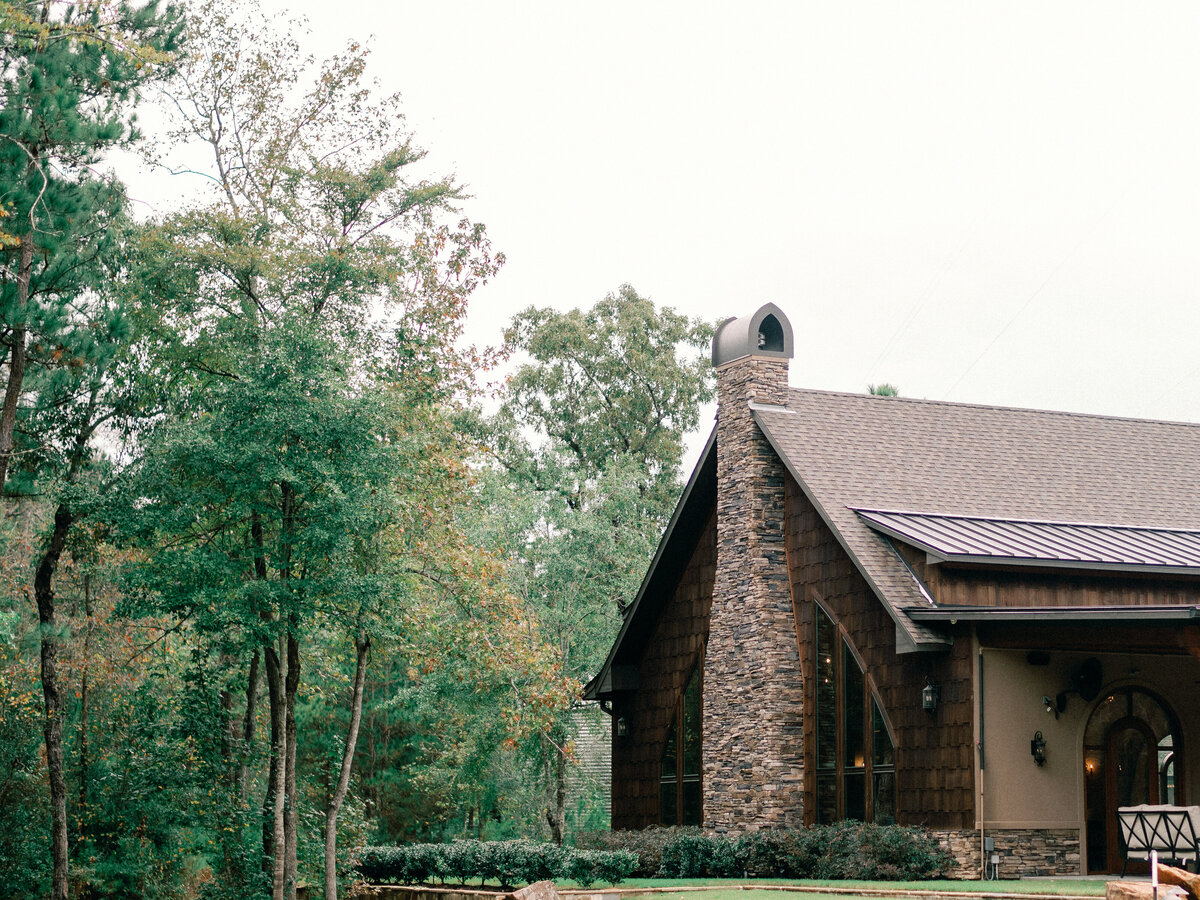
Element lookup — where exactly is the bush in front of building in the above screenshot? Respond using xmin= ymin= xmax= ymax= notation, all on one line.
xmin=735 ymin=829 xmax=818 ymax=878
xmin=353 ymin=839 xmax=637 ymax=888
xmin=657 ymin=831 xmax=742 ymax=877
xmin=573 ymin=825 xmax=702 ymax=877
xmin=845 ymin=823 xmax=954 ymax=880
xmin=580 ymin=823 xmax=952 ymax=880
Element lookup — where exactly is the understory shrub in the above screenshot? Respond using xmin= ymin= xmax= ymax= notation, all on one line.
xmin=573 ymin=826 xmax=700 ymax=877
xmin=657 ymin=832 xmax=740 ymax=877
xmin=354 ymin=840 xmax=637 ymax=888
xmin=579 ymin=823 xmax=951 ymax=881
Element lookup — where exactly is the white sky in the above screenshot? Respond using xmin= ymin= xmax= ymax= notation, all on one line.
xmin=121 ymin=2 xmax=1200 ymax=466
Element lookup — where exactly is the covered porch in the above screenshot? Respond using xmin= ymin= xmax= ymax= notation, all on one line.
xmin=911 ymin=607 xmax=1200 ymax=876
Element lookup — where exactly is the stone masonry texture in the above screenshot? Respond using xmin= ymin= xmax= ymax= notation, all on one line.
xmin=936 ymin=828 xmax=1081 ymax=879
xmin=702 ymin=355 xmax=805 ymax=830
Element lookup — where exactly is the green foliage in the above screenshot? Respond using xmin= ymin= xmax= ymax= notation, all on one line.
xmin=657 ymin=833 xmax=741 ymax=878
xmin=579 ymin=825 xmax=951 ymax=881
xmin=464 ymin=287 xmax=714 ymax=841
xmin=353 ymin=840 xmax=637 ymax=889
xmin=574 ymin=826 xmax=701 ymax=878
xmin=562 ymin=848 xmax=639 ymax=888
xmin=867 ymin=383 xmax=900 ymax=397
xmin=499 ymin=284 xmax=714 ymax=512
xmin=0 ymin=647 xmax=49 ymax=899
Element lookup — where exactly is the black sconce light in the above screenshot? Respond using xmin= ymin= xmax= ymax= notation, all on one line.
xmin=616 ymin=716 xmax=630 ymax=738
xmin=922 ymin=680 xmax=940 ymax=714
xmin=1031 ymin=730 xmax=1046 ymax=766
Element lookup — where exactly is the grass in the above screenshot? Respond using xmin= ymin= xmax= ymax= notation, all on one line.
xmin=367 ymin=877 xmax=1111 ymax=896
xmin=617 ymin=894 xmax=1089 ymax=900
xmin=592 ymin=880 xmax=1110 ymax=898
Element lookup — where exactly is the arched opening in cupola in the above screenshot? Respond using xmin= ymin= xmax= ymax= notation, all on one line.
xmin=757 ymin=314 xmax=784 ymax=352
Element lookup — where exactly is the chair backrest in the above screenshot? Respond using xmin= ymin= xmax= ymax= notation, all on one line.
xmin=1118 ymin=807 xmax=1200 ymax=854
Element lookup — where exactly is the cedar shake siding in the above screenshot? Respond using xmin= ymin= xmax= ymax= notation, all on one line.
xmin=610 ymin=509 xmax=715 ymax=829
xmin=787 ymin=476 xmax=975 ymax=829
xmin=894 ymin=540 xmax=1200 ymax=609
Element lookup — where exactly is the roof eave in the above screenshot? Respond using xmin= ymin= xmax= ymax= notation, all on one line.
xmin=908 ymin=605 xmax=1200 ymax=623
xmin=584 ymin=426 xmax=718 ymax=701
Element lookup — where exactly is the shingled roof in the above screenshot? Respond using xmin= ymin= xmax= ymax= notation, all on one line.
xmin=755 ymin=388 xmax=1200 ymax=649
xmin=586 ymin=388 xmax=1200 ymax=697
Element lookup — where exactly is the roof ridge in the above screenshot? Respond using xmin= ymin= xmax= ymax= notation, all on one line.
xmin=786 ymin=386 xmax=1200 ymax=430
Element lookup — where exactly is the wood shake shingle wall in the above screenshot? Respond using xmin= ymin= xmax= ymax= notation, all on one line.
xmin=786 ymin=477 xmax=975 ymax=828
xmin=610 ymin=510 xmax=715 ymax=829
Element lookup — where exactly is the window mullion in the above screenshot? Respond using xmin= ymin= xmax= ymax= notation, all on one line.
xmin=835 ymin=633 xmax=844 ymax=820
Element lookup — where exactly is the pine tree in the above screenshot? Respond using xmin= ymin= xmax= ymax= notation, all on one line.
xmin=0 ymin=5 xmax=181 ymax=898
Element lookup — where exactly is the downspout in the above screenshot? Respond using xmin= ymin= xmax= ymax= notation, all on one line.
xmin=978 ymin=643 xmax=986 ymax=879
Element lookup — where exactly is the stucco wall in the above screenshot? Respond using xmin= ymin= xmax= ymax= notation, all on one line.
xmin=978 ymin=645 xmax=1200 ymax=873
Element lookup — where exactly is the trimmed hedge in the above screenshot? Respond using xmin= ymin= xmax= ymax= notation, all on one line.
xmin=579 ymin=823 xmax=953 ymax=880
xmin=573 ymin=826 xmax=701 ymax=878
xmin=354 ymin=840 xmax=637 ymax=889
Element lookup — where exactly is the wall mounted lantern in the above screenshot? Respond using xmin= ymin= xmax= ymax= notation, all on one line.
xmin=922 ymin=680 xmax=940 ymax=714
xmin=616 ymin=716 xmax=630 ymax=738
xmin=1031 ymin=731 xmax=1046 ymax=766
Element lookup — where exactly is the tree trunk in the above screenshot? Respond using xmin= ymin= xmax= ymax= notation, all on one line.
xmin=36 ymin=503 xmax=73 ymax=900
xmin=220 ymin=651 xmax=236 ymax=781
xmin=0 ymin=229 xmax=33 ymax=494
xmin=78 ymin=574 xmax=92 ymax=824
xmin=252 ymin=510 xmax=286 ymax=896
xmin=543 ymin=734 xmax=566 ymax=845
xmin=240 ymin=649 xmax=260 ymax=801
xmin=284 ymin=629 xmax=300 ymax=900
xmin=324 ymin=630 xmax=370 ymax=900
xmin=264 ymin=641 xmax=287 ymax=900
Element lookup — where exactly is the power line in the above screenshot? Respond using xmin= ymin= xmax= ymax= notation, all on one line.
xmin=867 ymin=227 xmax=977 ymax=384
xmin=943 ymin=201 xmax=1117 ymax=399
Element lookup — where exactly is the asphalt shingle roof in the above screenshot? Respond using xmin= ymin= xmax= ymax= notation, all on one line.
xmin=753 ymin=389 xmax=1200 ymax=649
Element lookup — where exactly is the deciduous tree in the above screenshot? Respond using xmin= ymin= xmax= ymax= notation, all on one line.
xmin=479 ymin=286 xmax=714 ymax=841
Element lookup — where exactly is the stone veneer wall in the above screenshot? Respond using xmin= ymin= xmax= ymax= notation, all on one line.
xmin=937 ymin=829 xmax=1081 ymax=879
xmin=702 ymin=355 xmax=805 ymax=830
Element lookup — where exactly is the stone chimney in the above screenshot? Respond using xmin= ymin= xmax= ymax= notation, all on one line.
xmin=703 ymin=303 xmax=805 ymax=829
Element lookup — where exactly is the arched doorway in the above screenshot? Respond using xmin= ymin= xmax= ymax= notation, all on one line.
xmin=1083 ymin=687 xmax=1183 ymax=873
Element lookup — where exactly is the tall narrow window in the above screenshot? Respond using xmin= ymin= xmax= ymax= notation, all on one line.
xmin=661 ymin=667 xmax=702 ymax=825
xmin=814 ymin=604 xmax=896 ymax=824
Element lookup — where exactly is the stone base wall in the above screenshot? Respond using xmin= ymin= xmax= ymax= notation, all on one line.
xmin=936 ymin=828 xmax=1082 ymax=879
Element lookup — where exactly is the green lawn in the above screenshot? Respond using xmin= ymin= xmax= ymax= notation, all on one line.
xmin=589 ymin=880 xmax=1109 ymax=899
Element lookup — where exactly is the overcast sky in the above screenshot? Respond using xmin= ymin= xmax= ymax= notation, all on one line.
xmin=123 ymin=2 xmax=1200 ymax=456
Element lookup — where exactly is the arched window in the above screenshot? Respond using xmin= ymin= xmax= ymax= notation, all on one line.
xmin=661 ymin=666 xmax=702 ymax=825
xmin=815 ymin=604 xmax=895 ymax=824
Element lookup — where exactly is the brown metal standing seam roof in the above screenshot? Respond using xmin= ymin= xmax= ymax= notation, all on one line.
xmin=854 ymin=509 xmax=1200 ymax=574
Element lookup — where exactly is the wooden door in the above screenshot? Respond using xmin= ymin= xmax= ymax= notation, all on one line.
xmin=1104 ymin=717 xmax=1158 ymax=873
